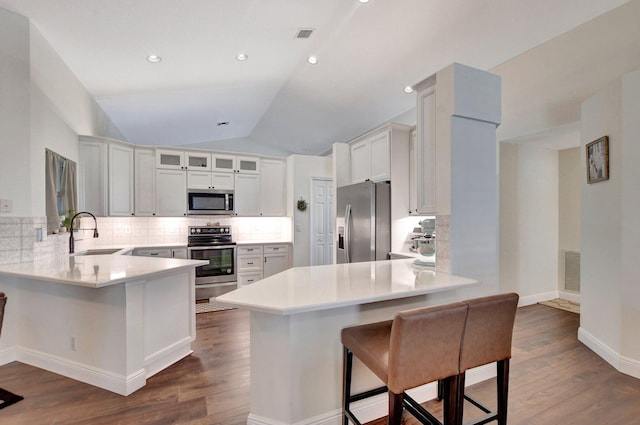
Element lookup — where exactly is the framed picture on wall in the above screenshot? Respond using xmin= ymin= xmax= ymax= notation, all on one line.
xmin=586 ymin=136 xmax=609 ymax=184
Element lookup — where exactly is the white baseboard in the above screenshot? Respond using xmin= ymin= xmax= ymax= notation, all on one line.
xmin=0 ymin=346 xmax=17 ymax=365
xmin=558 ymin=291 xmax=580 ymax=303
xmin=247 ymin=364 xmax=495 ymax=425
xmin=578 ymin=327 xmax=640 ymax=380
xmin=144 ymin=336 xmax=193 ymax=379
xmin=518 ymin=291 xmax=558 ymax=307
xmin=14 ymin=346 xmax=146 ymax=395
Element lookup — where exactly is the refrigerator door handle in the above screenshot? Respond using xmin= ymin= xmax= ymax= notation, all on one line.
xmin=345 ymin=204 xmax=352 ymax=263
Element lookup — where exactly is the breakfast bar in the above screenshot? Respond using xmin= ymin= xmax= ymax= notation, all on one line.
xmin=0 ymin=254 xmax=207 ymax=396
xmin=216 ymin=258 xmax=480 ymax=425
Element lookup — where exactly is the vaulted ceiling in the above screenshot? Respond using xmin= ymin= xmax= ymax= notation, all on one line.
xmin=0 ymin=0 xmax=635 ymax=156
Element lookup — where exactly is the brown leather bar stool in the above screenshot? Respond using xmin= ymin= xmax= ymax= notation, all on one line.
xmin=341 ymin=302 xmax=469 ymax=425
xmin=0 ymin=291 xmax=25 ymax=409
xmin=455 ymin=293 xmax=519 ymax=425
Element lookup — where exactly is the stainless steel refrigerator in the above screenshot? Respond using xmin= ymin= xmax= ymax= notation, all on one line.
xmin=336 ymin=181 xmax=391 ymax=263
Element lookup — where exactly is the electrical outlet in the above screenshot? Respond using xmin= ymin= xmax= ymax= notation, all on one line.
xmin=0 ymin=199 xmax=12 ymax=213
xmin=71 ymin=336 xmax=77 ymax=351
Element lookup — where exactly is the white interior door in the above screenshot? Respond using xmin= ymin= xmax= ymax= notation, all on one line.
xmin=311 ymin=178 xmax=334 ymax=266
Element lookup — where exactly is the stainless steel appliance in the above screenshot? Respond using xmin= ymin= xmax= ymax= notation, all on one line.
xmin=336 ymin=181 xmax=391 ymax=264
xmin=187 ymin=189 xmax=234 ymax=215
xmin=187 ymin=225 xmax=236 ymax=300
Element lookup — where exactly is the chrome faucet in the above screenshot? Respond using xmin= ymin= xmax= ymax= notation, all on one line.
xmin=69 ymin=211 xmax=99 ymax=254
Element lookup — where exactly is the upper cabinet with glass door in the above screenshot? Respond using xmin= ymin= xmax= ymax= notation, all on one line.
xmin=186 ymin=152 xmax=211 ymax=171
xmin=156 ymin=149 xmax=186 ymax=170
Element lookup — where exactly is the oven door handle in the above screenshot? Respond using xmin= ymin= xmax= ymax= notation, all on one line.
xmin=188 ymin=245 xmax=237 ymax=252
xmin=199 ymin=281 xmax=237 ymax=288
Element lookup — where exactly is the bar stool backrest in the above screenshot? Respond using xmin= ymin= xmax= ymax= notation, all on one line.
xmin=0 ymin=292 xmax=6 ymax=338
xmin=387 ymin=302 xmax=468 ymax=394
xmin=459 ymin=293 xmax=519 ymax=372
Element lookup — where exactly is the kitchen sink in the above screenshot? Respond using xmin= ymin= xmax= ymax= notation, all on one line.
xmin=74 ymin=248 xmax=124 ymax=256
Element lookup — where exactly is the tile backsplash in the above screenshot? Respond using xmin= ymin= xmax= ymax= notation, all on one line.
xmin=0 ymin=216 xmax=293 ymax=264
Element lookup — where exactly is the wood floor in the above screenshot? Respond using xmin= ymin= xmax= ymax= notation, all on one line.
xmin=1 ymin=304 xmax=640 ymax=424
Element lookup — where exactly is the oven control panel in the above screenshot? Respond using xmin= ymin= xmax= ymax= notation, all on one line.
xmin=189 ymin=226 xmax=231 ymax=235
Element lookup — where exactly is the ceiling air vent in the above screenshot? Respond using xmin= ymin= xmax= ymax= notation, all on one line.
xmin=295 ymin=28 xmax=314 ymax=39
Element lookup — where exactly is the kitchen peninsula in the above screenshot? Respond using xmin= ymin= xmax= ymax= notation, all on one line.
xmin=0 ymin=254 xmax=207 ymax=396
xmin=216 ymin=258 xmax=479 ymax=425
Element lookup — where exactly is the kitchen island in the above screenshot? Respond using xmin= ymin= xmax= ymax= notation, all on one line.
xmin=0 ymin=254 xmax=207 ymax=395
xmin=216 ymin=258 xmax=481 ymax=425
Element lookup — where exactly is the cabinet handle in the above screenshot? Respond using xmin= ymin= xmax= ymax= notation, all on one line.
xmin=150 ymin=253 xmax=159 ymax=256
xmin=247 ymin=262 xmax=254 ymax=265
xmin=264 ymin=257 xmax=267 ymax=263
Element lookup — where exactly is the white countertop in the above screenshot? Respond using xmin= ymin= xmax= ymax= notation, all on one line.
xmin=0 ymin=255 xmax=207 ymax=288
xmin=215 ymin=258 xmax=477 ymax=315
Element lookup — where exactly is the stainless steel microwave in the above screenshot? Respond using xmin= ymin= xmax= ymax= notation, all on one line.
xmin=187 ymin=189 xmax=234 ymax=215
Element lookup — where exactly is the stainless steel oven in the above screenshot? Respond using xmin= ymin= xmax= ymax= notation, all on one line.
xmin=187 ymin=225 xmax=237 ymax=300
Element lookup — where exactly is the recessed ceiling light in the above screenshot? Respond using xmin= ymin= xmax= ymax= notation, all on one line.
xmin=358 ymin=0 xmax=370 ymax=3
xmin=147 ymin=55 xmax=162 ymax=63
xmin=236 ymin=53 xmax=248 ymax=61
xmin=403 ymin=86 xmax=414 ymax=94
xmin=307 ymin=56 xmax=318 ymax=65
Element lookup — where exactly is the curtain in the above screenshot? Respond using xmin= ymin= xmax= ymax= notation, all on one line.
xmin=45 ymin=149 xmax=60 ymax=234
xmin=61 ymin=159 xmax=78 ymax=215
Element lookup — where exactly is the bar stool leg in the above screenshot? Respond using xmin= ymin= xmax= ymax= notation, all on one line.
xmin=343 ymin=347 xmax=353 ymax=425
xmin=388 ymin=392 xmax=404 ymax=425
xmin=497 ymin=359 xmax=510 ymax=425
xmin=455 ymin=372 xmax=466 ymax=425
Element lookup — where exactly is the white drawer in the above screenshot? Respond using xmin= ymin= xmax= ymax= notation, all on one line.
xmin=238 ymin=272 xmax=263 ymax=287
xmin=264 ymin=244 xmax=289 ymax=254
xmin=237 ymin=245 xmax=264 ymax=256
xmin=238 ymin=255 xmax=263 ymax=271
xmin=132 ymin=248 xmax=172 ymax=258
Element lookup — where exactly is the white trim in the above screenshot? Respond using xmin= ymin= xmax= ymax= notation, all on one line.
xmin=578 ymin=327 xmax=640 ymax=380
xmin=517 ymin=290 xmax=558 ymax=307
xmin=558 ymin=290 xmax=580 ymax=303
xmin=144 ymin=336 xmax=193 ymax=378
xmin=0 ymin=346 xmax=17 ymax=366
xmin=247 ymin=364 xmax=495 ymax=425
xmin=15 ymin=346 xmax=146 ymax=395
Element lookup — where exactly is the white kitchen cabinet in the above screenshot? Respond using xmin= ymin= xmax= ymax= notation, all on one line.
xmin=132 ymin=246 xmax=187 ymax=259
xmin=108 ymin=142 xmax=135 ymax=216
xmin=234 ymin=173 xmax=260 ymax=216
xmin=135 ymin=147 xmax=156 ymax=216
xmin=237 ymin=272 xmax=263 ymax=287
xmin=78 ymin=137 xmax=108 ymax=216
xmin=155 ymin=169 xmax=187 ymax=216
xmin=237 ymin=245 xmax=264 ymax=287
xmin=415 ymin=86 xmax=437 ymax=214
xmin=350 ymin=139 xmax=370 ymax=183
xmin=187 ymin=170 xmax=235 ymax=190
xmin=212 ymin=172 xmax=234 ymax=190
xmin=408 ymin=129 xmax=418 ymax=215
xmin=369 ymin=131 xmax=391 ymax=182
xmin=263 ymin=244 xmax=291 ymax=278
xmin=237 ymin=244 xmax=290 ymax=286
xmin=236 ymin=156 xmax=260 ymax=174
xmin=187 ymin=170 xmax=213 ymax=190
xmin=350 ymin=128 xmax=391 ymax=184
xmin=171 ymin=247 xmax=187 ymax=259
xmin=156 ymin=149 xmax=186 ymax=170
xmin=211 ymin=154 xmax=236 ymax=172
xmin=132 ymin=247 xmax=172 ymax=258
xmin=260 ymin=158 xmax=286 ymax=216
xmin=186 ymin=151 xmax=211 ymax=170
